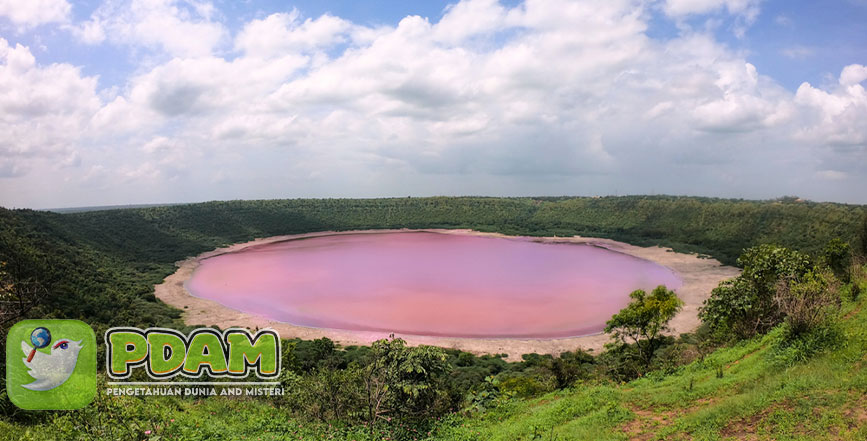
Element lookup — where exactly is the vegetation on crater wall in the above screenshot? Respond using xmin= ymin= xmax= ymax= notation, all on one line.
xmin=1 ymin=196 xmax=866 ymax=439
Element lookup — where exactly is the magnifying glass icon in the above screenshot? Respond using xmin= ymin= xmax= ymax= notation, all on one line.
xmin=27 ymin=327 xmax=52 ymax=362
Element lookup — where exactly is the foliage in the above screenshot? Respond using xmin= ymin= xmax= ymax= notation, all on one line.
xmin=361 ymin=337 xmax=449 ymax=429
xmin=822 ymin=237 xmax=852 ymax=283
xmin=700 ymin=244 xmax=812 ymax=339
xmin=434 ymin=282 xmax=867 ymax=441
xmin=768 ymin=321 xmax=844 ymax=367
xmin=465 ymin=376 xmax=508 ymax=413
xmin=775 ymin=269 xmax=841 ymax=337
xmin=605 ymin=285 xmax=683 ymax=367
xmin=860 ymin=212 xmax=867 ymax=256
xmin=1 ymin=197 xmax=865 ymax=438
xmin=550 ymin=350 xmax=596 ymax=388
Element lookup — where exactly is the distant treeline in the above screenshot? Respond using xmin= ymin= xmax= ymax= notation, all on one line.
xmin=17 ymin=196 xmax=867 ymax=261
xmin=1 ymin=195 xmax=865 ymax=331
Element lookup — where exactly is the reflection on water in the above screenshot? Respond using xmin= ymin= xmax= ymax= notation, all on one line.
xmin=187 ymin=232 xmax=682 ymax=338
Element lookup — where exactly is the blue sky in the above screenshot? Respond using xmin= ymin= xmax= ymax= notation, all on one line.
xmin=4 ymin=0 xmax=862 ymax=91
xmin=0 ymin=0 xmax=865 ymax=208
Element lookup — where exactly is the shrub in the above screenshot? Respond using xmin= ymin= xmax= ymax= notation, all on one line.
xmin=700 ymin=244 xmax=812 ymax=340
xmin=769 ymin=322 xmax=844 ymax=366
xmin=497 ymin=374 xmax=551 ymax=398
xmin=598 ymin=342 xmax=644 ymax=382
xmin=464 ymin=376 xmax=507 ymax=413
xmin=551 ymin=350 xmax=595 ymax=388
xmin=650 ymin=338 xmax=687 ymax=374
xmin=775 ymin=269 xmax=841 ymax=337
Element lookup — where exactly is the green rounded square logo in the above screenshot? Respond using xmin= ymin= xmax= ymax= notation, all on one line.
xmin=6 ymin=319 xmax=96 ymax=410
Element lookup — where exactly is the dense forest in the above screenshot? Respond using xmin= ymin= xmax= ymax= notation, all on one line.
xmin=1 ymin=195 xmax=866 ymax=440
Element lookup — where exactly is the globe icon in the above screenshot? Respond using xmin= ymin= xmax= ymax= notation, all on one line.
xmin=30 ymin=327 xmax=51 ymax=349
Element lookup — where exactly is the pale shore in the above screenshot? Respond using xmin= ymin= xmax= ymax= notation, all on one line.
xmin=154 ymin=229 xmax=740 ymax=361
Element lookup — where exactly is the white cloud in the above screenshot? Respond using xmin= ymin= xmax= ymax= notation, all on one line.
xmin=794 ymin=64 xmax=867 ymax=147
xmin=839 ymin=64 xmax=867 ymax=86
xmin=0 ymin=38 xmax=100 ymax=178
xmin=76 ymin=0 xmax=226 ymax=57
xmin=433 ymin=0 xmax=507 ymax=44
xmin=781 ymin=45 xmax=814 ymax=59
xmin=89 ymin=1 xmax=789 ymax=176
xmin=817 ymin=170 xmax=848 ymax=180
xmin=2 ymin=0 xmax=866 ymax=207
xmin=235 ymin=10 xmax=356 ymax=58
xmin=663 ymin=0 xmax=761 ymax=19
xmin=0 ymin=0 xmax=71 ymax=28
xmin=662 ymin=0 xmax=762 ymax=37
xmin=773 ymin=14 xmax=793 ymax=27
xmin=142 ymin=136 xmax=176 ymax=153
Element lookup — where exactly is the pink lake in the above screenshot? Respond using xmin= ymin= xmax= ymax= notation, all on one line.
xmin=186 ymin=232 xmax=682 ymax=338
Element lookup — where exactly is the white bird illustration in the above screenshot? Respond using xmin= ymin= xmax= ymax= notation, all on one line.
xmin=20 ymin=339 xmax=84 ymax=391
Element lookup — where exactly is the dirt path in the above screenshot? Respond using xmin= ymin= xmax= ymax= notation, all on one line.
xmin=154 ymin=229 xmax=740 ymax=361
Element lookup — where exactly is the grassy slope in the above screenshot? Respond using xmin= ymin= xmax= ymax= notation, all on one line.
xmin=433 ymin=283 xmax=867 ymax=441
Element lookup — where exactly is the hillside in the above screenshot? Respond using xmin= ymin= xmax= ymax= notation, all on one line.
xmin=1 ymin=195 xmax=866 ymax=440
xmin=10 ymin=196 xmax=867 ymax=264
xmin=434 ymin=281 xmax=867 ymax=440
xmin=2 ymin=196 xmax=862 ymax=333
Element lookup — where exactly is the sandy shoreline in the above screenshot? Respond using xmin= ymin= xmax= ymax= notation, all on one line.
xmin=154 ymin=229 xmax=740 ymax=361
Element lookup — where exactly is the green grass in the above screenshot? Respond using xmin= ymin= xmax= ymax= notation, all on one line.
xmin=432 ymin=282 xmax=867 ymax=441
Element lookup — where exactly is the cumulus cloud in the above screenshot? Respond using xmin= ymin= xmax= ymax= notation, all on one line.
xmin=235 ymin=10 xmax=357 ymax=58
xmin=839 ymin=64 xmax=867 ymax=86
xmin=1 ymin=0 xmax=865 ymax=207
xmin=75 ymin=0 xmax=226 ymax=57
xmin=0 ymin=0 xmax=71 ymax=28
xmin=662 ymin=0 xmax=763 ymax=36
xmin=794 ymin=64 xmax=867 ymax=147
xmin=0 ymin=38 xmax=100 ymax=176
xmin=662 ymin=0 xmax=762 ymax=19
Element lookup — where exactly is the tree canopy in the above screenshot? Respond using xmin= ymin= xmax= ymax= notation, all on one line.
xmin=604 ymin=285 xmax=683 ymax=365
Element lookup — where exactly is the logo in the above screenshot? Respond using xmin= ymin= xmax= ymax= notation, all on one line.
xmin=106 ymin=327 xmax=280 ymax=379
xmin=6 ymin=320 xmax=97 ymax=410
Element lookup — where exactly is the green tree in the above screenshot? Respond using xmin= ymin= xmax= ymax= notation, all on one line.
xmin=822 ymin=238 xmax=852 ymax=283
xmin=859 ymin=212 xmax=867 ymax=257
xmin=604 ymin=285 xmax=683 ymax=366
xmin=362 ymin=337 xmax=449 ymax=434
xmin=700 ymin=244 xmax=812 ymax=339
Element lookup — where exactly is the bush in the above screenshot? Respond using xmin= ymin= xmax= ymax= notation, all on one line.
xmin=775 ymin=269 xmax=841 ymax=337
xmin=598 ymin=342 xmax=644 ymax=382
xmin=550 ymin=350 xmax=596 ymax=388
xmin=497 ymin=373 xmax=552 ymax=398
xmin=700 ymin=244 xmax=812 ymax=339
xmin=769 ymin=322 xmax=844 ymax=366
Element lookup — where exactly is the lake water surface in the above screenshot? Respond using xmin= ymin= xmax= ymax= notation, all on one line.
xmin=186 ymin=232 xmax=682 ymax=338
